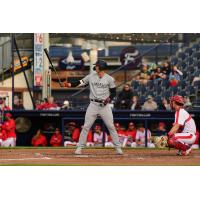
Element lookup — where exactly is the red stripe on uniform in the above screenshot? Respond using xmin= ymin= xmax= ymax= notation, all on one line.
xmin=175 ymin=110 xmax=180 ymax=123
xmin=175 ymin=134 xmax=193 ymax=140
xmin=185 ymin=115 xmax=192 ymax=123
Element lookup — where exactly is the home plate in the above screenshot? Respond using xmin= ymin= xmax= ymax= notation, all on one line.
xmin=74 ymin=155 xmax=90 ymax=158
xmin=137 ymin=157 xmax=145 ymax=160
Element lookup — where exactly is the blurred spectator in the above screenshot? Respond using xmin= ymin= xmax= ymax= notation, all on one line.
xmin=169 ymin=66 xmax=183 ymax=87
xmin=192 ymin=130 xmax=199 ymax=149
xmin=0 ymin=96 xmax=10 ymax=111
xmin=158 ymin=97 xmax=171 ymax=110
xmin=36 ymin=96 xmax=60 ymax=110
xmin=155 ymin=122 xmax=167 ymax=136
xmin=162 ymin=62 xmax=171 ymax=75
xmin=31 ymin=129 xmax=47 ymax=147
xmin=80 ymin=125 xmax=94 ymax=147
xmin=64 ymin=122 xmax=80 ymax=146
xmin=135 ymin=65 xmax=150 ymax=85
xmin=61 ymin=100 xmax=70 ymax=110
xmin=126 ymin=122 xmax=137 ymax=146
xmin=184 ymin=96 xmax=192 ymax=110
xmin=13 ymin=95 xmax=25 ymax=110
xmin=130 ymin=96 xmax=141 ymax=110
xmin=2 ymin=113 xmax=16 ymax=147
xmin=115 ymin=84 xmax=133 ymax=109
xmin=0 ymin=124 xmax=7 ymax=146
xmin=50 ymin=128 xmax=62 ymax=147
xmin=131 ymin=123 xmax=155 ymax=148
xmin=114 ymin=122 xmax=128 ymax=147
xmin=142 ymin=95 xmax=158 ymax=111
xmin=93 ymin=124 xmax=107 ymax=147
xmin=192 ymin=76 xmax=200 ymax=86
xmin=151 ymin=67 xmax=166 ymax=81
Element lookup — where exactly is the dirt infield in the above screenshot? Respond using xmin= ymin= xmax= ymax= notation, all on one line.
xmin=0 ymin=147 xmax=200 ymax=166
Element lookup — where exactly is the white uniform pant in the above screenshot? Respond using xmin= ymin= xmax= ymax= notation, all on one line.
xmin=2 ymin=138 xmax=16 ymax=147
xmin=0 ymin=139 xmax=3 ymax=146
xmin=77 ymin=102 xmax=121 ymax=148
xmin=131 ymin=142 xmax=155 ymax=148
xmin=64 ymin=141 xmax=77 ymax=147
xmin=174 ymin=133 xmax=196 ymax=146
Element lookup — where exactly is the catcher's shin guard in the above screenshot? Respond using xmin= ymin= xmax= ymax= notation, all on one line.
xmin=174 ymin=141 xmax=190 ymax=151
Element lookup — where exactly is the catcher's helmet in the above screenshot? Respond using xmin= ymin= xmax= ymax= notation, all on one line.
xmin=170 ymin=95 xmax=185 ymax=106
xmin=93 ymin=60 xmax=107 ymax=71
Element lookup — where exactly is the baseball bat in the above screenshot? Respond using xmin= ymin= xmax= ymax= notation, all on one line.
xmin=44 ymin=48 xmax=63 ymax=87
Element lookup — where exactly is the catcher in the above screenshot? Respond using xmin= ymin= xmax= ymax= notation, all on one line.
xmin=167 ymin=95 xmax=196 ymax=156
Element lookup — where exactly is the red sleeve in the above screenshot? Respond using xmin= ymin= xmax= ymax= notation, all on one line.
xmin=31 ymin=137 xmax=36 ymax=146
xmin=50 ymin=135 xmax=55 ymax=145
xmin=87 ymin=131 xmax=93 ymax=142
xmin=36 ymin=103 xmax=46 ymax=110
xmin=72 ymin=128 xmax=80 ymax=142
xmin=57 ymin=134 xmax=62 ymax=144
xmin=43 ymin=136 xmax=47 ymax=146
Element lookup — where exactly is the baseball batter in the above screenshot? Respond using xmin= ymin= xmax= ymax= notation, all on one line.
xmin=167 ymin=95 xmax=196 ymax=156
xmin=62 ymin=60 xmax=123 ymax=155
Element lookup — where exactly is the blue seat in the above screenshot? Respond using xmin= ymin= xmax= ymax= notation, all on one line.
xmin=170 ymin=57 xmax=178 ymax=66
xmin=185 ymin=48 xmax=193 ymax=57
xmin=139 ymin=96 xmax=146 ymax=104
xmin=138 ymin=85 xmax=147 ymax=94
xmin=178 ymin=52 xmax=186 ymax=60
xmin=178 ymin=90 xmax=187 ymax=97
xmin=185 ymin=57 xmax=194 ymax=66
xmin=194 ymin=80 xmax=200 ymax=87
xmin=192 ymin=52 xmax=200 ymax=61
xmin=131 ymin=80 xmax=140 ymax=89
xmin=155 ymin=85 xmax=162 ymax=94
xmin=179 ymin=61 xmax=187 ymax=69
xmin=147 ymin=80 xmax=154 ymax=90
xmin=162 ymin=90 xmax=171 ymax=99
xmin=186 ymin=85 xmax=196 ymax=95
xmin=192 ymin=44 xmax=200 ymax=52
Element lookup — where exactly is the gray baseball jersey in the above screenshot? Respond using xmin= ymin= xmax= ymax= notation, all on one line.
xmin=82 ymin=72 xmax=115 ymax=100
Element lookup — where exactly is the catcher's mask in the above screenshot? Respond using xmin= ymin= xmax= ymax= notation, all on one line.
xmin=93 ymin=60 xmax=107 ymax=71
xmin=170 ymin=95 xmax=184 ymax=109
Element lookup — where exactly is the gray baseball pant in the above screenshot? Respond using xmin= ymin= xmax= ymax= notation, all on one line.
xmin=77 ymin=102 xmax=121 ymax=148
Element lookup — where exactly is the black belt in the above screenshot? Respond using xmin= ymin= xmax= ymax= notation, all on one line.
xmin=90 ymin=99 xmax=104 ymax=103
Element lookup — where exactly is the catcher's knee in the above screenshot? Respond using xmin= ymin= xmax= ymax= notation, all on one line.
xmin=167 ymin=137 xmax=176 ymax=148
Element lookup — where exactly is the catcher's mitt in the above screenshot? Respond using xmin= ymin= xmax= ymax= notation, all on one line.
xmin=153 ymin=136 xmax=168 ymax=148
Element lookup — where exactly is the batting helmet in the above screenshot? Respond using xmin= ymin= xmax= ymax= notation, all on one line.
xmin=93 ymin=60 xmax=107 ymax=71
xmin=170 ymin=95 xmax=185 ymax=106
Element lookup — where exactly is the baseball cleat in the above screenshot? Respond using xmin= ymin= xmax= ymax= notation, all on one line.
xmin=75 ymin=147 xmax=82 ymax=155
xmin=181 ymin=147 xmax=192 ymax=156
xmin=176 ymin=150 xmax=182 ymax=156
xmin=116 ymin=147 xmax=123 ymax=155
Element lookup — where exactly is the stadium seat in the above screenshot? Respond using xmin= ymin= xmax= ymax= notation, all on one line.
xmin=154 ymin=85 xmax=162 ymax=95
xmin=139 ymin=85 xmax=147 ymax=94
xmin=178 ymin=90 xmax=187 ymax=97
xmin=147 ymin=80 xmax=154 ymax=90
xmin=178 ymin=52 xmax=186 ymax=61
xmin=131 ymin=80 xmax=140 ymax=89
xmin=192 ymin=44 xmax=200 ymax=52
xmin=192 ymin=52 xmax=200 ymax=61
xmin=162 ymin=90 xmax=171 ymax=98
xmin=185 ymin=48 xmax=193 ymax=57
xmin=185 ymin=57 xmax=194 ymax=66
xmin=170 ymin=57 xmax=178 ymax=66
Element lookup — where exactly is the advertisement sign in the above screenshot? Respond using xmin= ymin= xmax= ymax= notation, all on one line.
xmin=120 ymin=46 xmax=141 ymax=69
xmin=59 ymin=56 xmax=84 ymax=70
xmin=34 ymin=33 xmax=43 ymax=86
